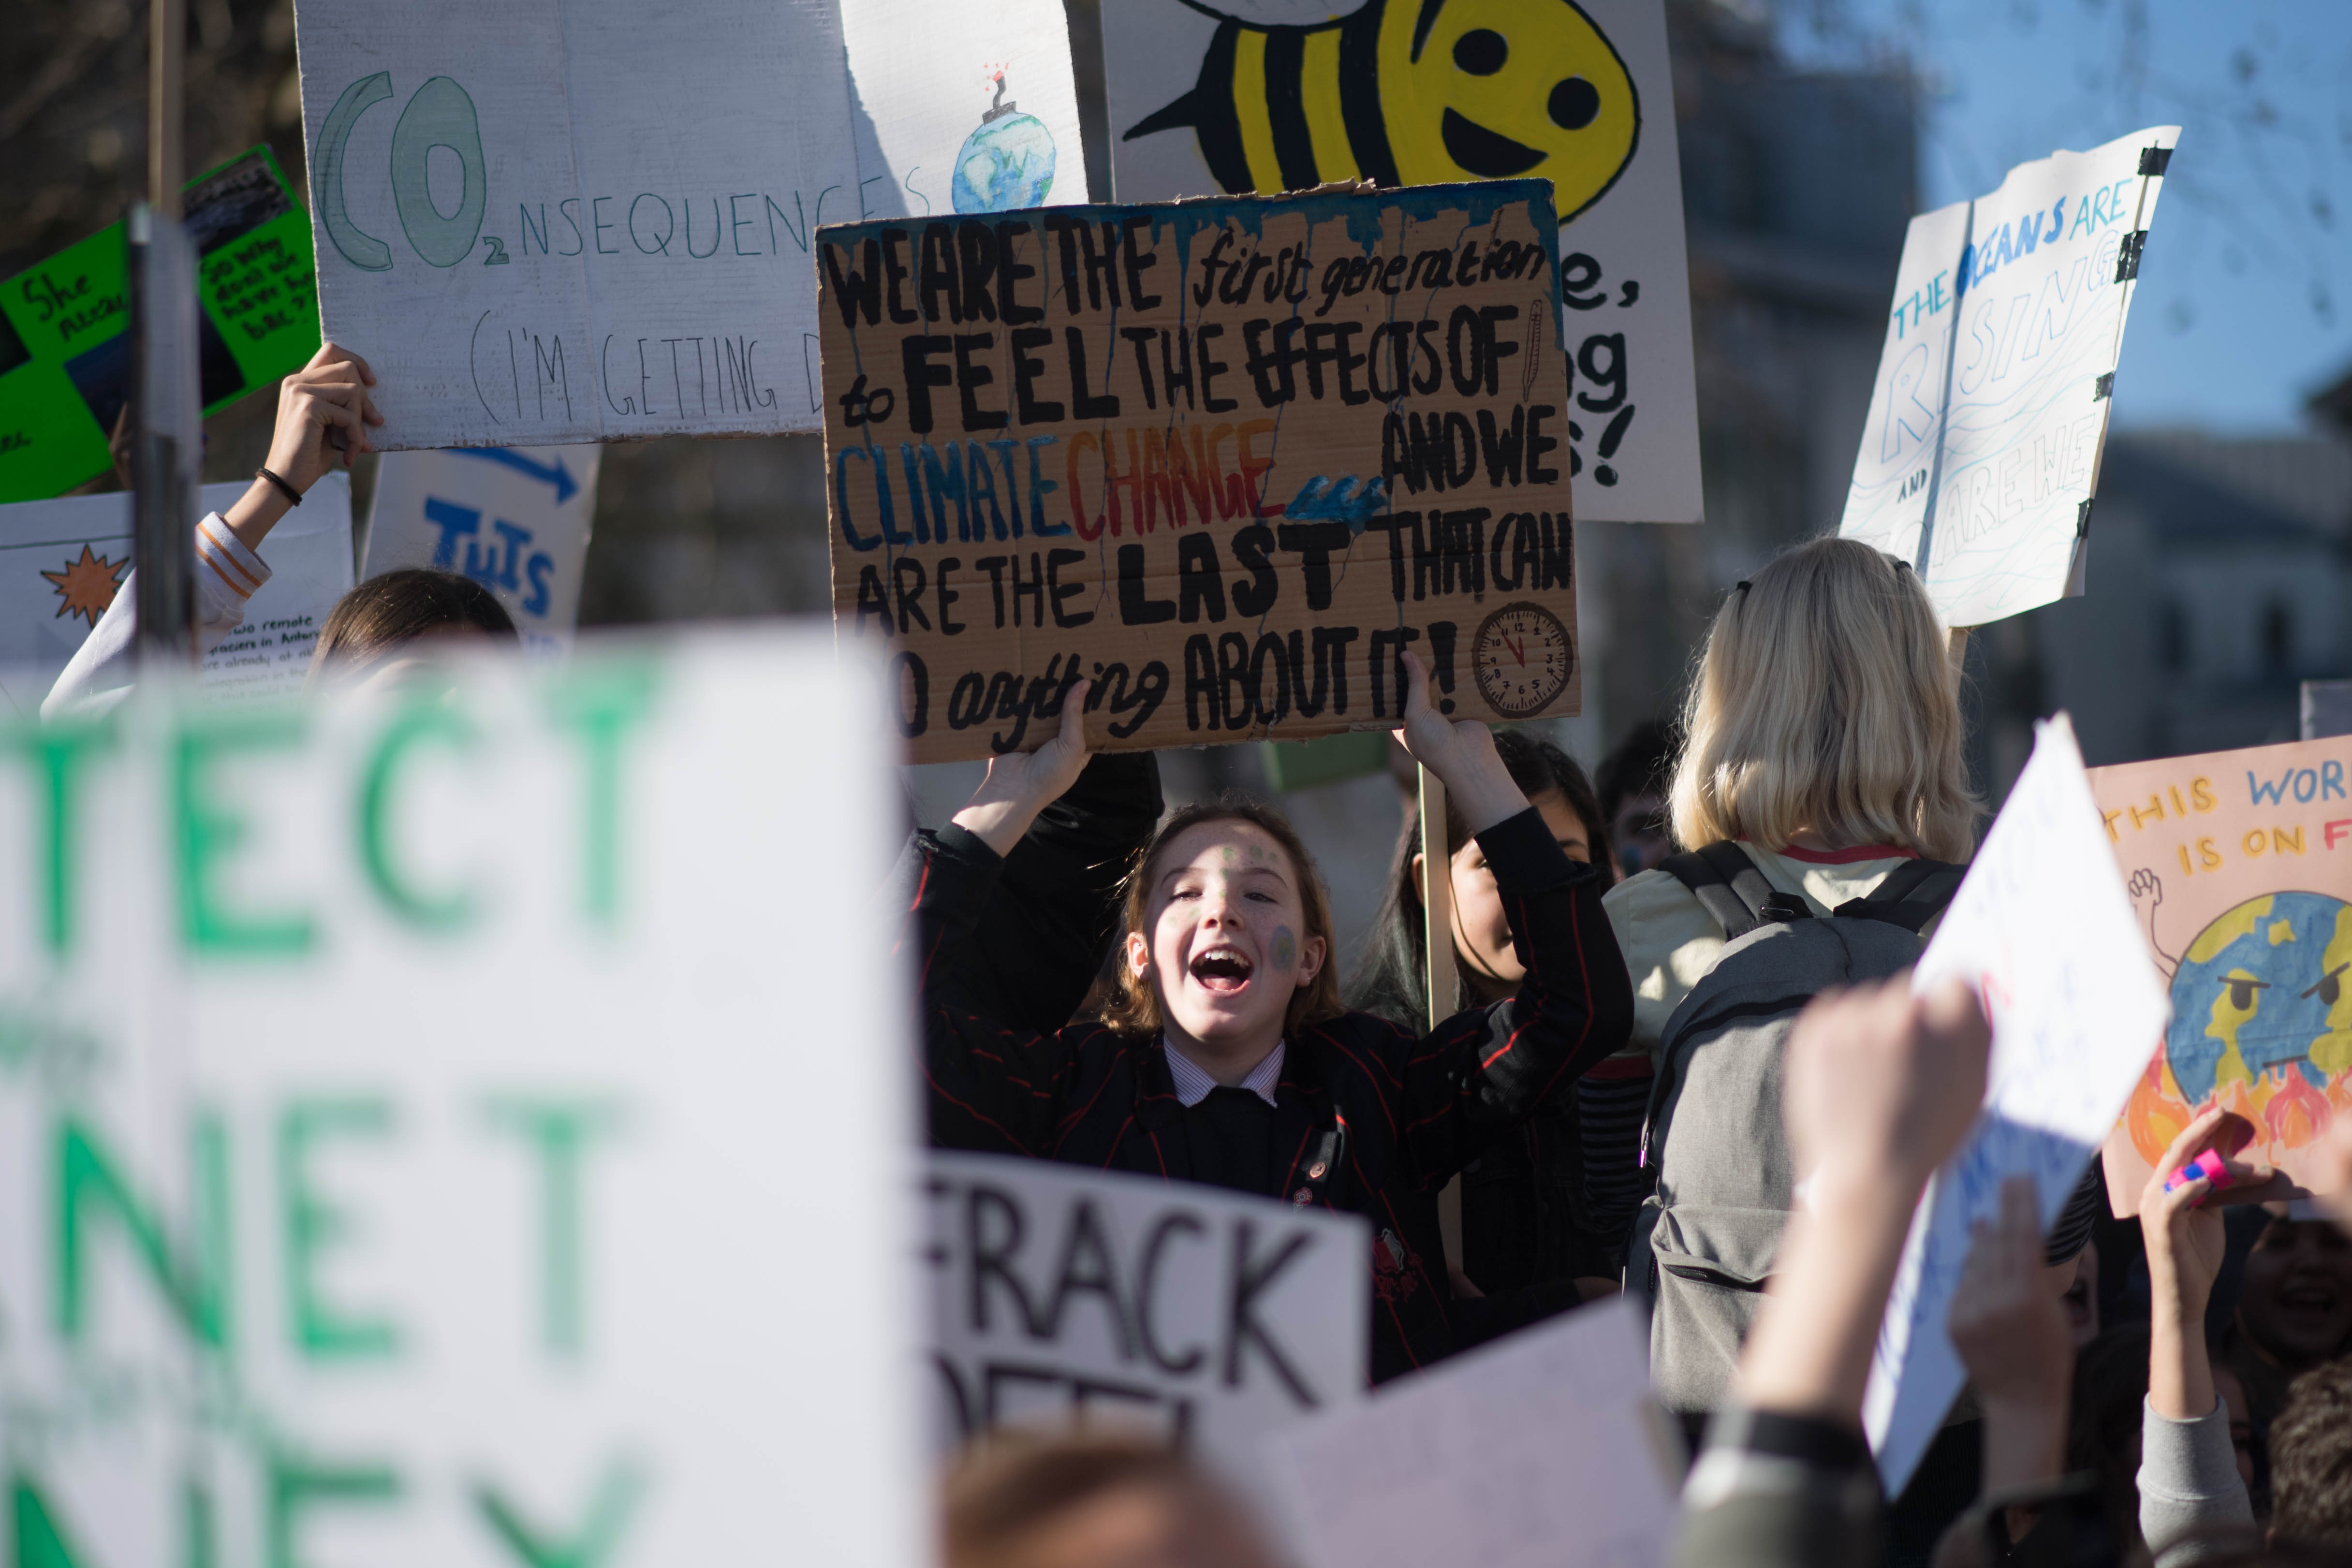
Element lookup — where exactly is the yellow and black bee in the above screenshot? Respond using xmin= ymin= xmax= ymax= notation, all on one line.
xmin=1124 ymin=0 xmax=1642 ymax=222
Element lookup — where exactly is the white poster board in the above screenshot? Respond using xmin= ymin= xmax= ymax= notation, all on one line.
xmin=295 ymin=0 xmax=1085 ymax=449
xmin=365 ymin=445 xmax=602 ymax=654
xmin=1265 ymin=1297 xmax=1678 ymax=1568
xmin=0 ymin=630 xmax=920 ymax=1568
xmin=1838 ymin=127 xmax=2178 ymax=627
xmin=925 ymin=1152 xmax=1368 ymax=1485
xmin=1102 ymin=0 xmax=1702 ymax=526
xmin=841 ymin=0 xmax=1086 ymax=223
xmin=0 ymin=475 xmax=354 ymax=715
xmin=1863 ymin=713 xmax=2169 ymax=1494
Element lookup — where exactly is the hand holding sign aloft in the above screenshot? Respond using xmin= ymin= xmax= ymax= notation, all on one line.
xmin=1393 ymin=651 xmax=1529 ymax=836
xmin=949 ymin=680 xmax=1094 ymax=858
xmin=222 ymin=342 xmax=385 ymax=553
xmin=2141 ymin=1107 xmax=2293 ymax=1423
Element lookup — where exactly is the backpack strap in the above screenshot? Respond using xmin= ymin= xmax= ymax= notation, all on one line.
xmin=1661 ymin=841 xmax=1808 ymax=941
xmin=1830 ymin=858 xmax=1969 ymax=934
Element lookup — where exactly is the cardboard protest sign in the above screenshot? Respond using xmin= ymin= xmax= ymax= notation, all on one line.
xmin=820 ymin=184 xmax=1581 ymax=762
xmin=0 ymin=476 xmax=354 ymax=716
xmin=0 ymin=148 xmax=321 ymax=503
xmin=294 ymin=0 xmax=1085 ymax=450
xmin=925 ymin=1151 xmax=1368 ymax=1480
xmin=1103 ymin=0 xmax=1701 ymax=527
xmin=1838 ymin=127 xmax=2178 ymax=627
xmin=1864 ymin=714 xmax=2169 ymax=1494
xmin=1264 ymin=1297 xmax=1676 ymax=1568
xmin=366 ymin=445 xmax=602 ymax=655
xmin=0 ymin=630 xmax=920 ymax=1568
xmin=2089 ymin=737 xmax=2352 ymax=1214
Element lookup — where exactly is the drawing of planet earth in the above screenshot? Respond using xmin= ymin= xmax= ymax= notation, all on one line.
xmin=953 ymin=108 xmax=1056 ymax=213
xmin=2164 ymin=891 xmax=2352 ymax=1115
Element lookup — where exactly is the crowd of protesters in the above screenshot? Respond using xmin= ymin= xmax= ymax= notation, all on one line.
xmin=73 ymin=350 xmax=2352 ymax=1568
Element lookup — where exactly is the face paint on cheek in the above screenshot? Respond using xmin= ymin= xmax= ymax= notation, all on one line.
xmin=1271 ymin=927 xmax=1298 ymax=970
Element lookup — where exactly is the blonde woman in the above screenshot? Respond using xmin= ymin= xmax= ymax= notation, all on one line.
xmin=1602 ymin=535 xmax=1976 ymax=1052
xmin=1615 ymin=536 xmax=1986 ymax=1433
xmin=1620 ymin=536 xmax=2104 ymax=1495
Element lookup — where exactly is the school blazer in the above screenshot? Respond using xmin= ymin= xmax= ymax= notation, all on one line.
xmin=910 ymin=807 xmax=1634 ymax=1383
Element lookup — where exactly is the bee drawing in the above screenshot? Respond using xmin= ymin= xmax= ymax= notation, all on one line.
xmin=1122 ymin=0 xmax=1642 ymax=224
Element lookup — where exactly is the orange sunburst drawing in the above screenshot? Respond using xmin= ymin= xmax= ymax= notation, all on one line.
xmin=41 ymin=544 xmax=129 ymax=629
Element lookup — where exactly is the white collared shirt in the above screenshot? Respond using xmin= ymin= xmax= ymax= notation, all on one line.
xmin=1163 ymin=1038 xmax=1285 ymax=1108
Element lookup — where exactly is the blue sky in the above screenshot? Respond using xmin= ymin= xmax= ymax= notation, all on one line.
xmin=1776 ymin=0 xmax=2352 ymax=433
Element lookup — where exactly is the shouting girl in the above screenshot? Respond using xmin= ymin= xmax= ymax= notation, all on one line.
xmin=908 ymin=654 xmax=1633 ymax=1381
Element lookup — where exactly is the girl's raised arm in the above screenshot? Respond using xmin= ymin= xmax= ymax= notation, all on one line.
xmin=949 ymin=681 xmax=1093 ymax=857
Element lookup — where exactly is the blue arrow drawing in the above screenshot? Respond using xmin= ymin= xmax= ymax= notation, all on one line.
xmin=1284 ymin=474 xmax=1387 ymax=531
xmin=449 ymin=446 xmax=581 ymax=505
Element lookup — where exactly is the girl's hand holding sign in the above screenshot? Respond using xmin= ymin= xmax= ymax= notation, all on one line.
xmin=1392 ymin=650 xmax=1531 ymax=838
xmin=950 ymin=680 xmax=1094 ymax=859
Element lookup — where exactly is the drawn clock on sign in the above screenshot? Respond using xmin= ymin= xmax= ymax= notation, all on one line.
xmin=1472 ymin=601 xmax=1574 ymax=719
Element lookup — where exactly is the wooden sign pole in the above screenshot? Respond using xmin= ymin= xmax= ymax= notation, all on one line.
xmin=1420 ymin=764 xmax=1468 ymax=1283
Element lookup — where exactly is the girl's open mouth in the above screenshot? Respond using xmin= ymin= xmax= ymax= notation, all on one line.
xmin=1190 ymin=945 xmax=1254 ymax=995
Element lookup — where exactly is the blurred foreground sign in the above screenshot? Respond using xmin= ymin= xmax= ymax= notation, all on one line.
xmin=1263 ymin=1297 xmax=1676 ymax=1568
xmin=925 ymin=1152 xmax=1368 ymax=1486
xmin=0 ymin=632 xmax=919 ymax=1568
xmin=1839 ymin=126 xmax=2178 ymax=627
xmin=1865 ymin=714 xmax=2168 ymax=1495
xmin=821 ymin=184 xmax=1581 ymax=762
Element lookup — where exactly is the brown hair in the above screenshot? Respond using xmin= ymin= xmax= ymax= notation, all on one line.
xmin=2271 ymin=1356 xmax=2352 ymax=1546
xmin=306 ymin=570 xmax=518 ymax=687
xmin=942 ymin=1436 xmax=1272 ymax=1568
xmin=1100 ymin=797 xmax=1346 ymax=1038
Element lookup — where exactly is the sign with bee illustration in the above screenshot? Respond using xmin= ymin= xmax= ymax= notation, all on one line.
xmin=817 ymin=182 xmax=1581 ymax=762
xmin=1104 ymin=0 xmax=1700 ymax=528
xmin=2089 ymin=735 xmax=2352 ymax=1214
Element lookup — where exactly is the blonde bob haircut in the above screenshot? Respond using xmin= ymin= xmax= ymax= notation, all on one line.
xmin=1670 ymin=536 xmax=1979 ymax=863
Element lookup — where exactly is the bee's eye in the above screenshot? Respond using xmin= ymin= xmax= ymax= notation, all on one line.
xmin=2229 ymin=979 xmax=2259 ymax=1011
xmin=1453 ymin=29 xmax=1506 ymax=74
xmin=2322 ymin=973 xmax=2342 ymax=1007
xmin=1550 ymin=76 xmax=1602 ymax=130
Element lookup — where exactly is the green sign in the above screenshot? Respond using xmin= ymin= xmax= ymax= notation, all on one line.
xmin=1262 ymin=731 xmax=1394 ymax=792
xmin=0 ymin=146 xmax=322 ymax=503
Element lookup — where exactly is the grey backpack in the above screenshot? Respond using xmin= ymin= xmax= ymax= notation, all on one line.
xmin=1630 ymin=842 xmax=1964 ymax=1418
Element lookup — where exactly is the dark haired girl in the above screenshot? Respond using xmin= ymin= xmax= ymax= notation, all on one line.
xmin=1352 ymin=730 xmax=1650 ymax=1317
